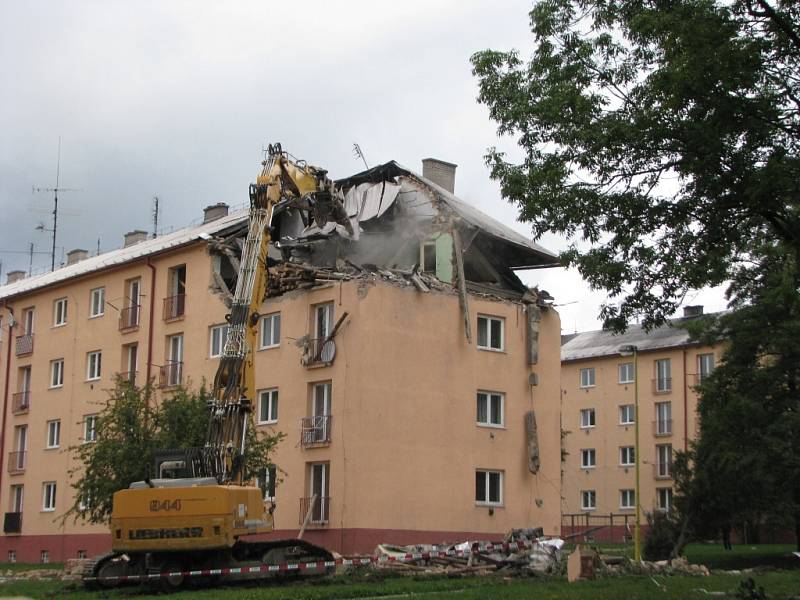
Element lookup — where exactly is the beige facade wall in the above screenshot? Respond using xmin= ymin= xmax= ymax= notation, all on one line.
xmin=561 ymin=343 xmax=722 ymax=522
xmin=0 ymin=240 xmax=562 ymax=560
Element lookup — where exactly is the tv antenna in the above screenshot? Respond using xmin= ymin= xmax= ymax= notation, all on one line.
xmin=353 ymin=143 xmax=369 ymax=170
xmin=32 ymin=137 xmax=83 ymax=271
xmin=152 ymin=196 xmax=160 ymax=238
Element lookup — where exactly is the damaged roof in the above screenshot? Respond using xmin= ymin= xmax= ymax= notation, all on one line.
xmin=561 ymin=315 xmax=716 ymax=362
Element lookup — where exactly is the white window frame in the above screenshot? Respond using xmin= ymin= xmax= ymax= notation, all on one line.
xmin=46 ymin=420 xmax=61 ymax=449
xmin=581 ymin=490 xmax=596 ymax=511
xmin=8 ymin=550 xmax=16 ymax=563
xmin=259 ymin=313 xmax=281 ymax=349
xmin=697 ymin=353 xmax=715 ymax=381
xmin=620 ymin=489 xmax=636 ymax=510
xmin=50 ymin=359 xmax=64 ymax=388
xmin=315 ymin=303 xmax=334 ymax=339
xmin=53 ymin=297 xmax=68 ymax=327
xmin=619 ymin=446 xmax=635 ymax=466
xmin=579 ymin=367 xmax=596 ymax=388
xmin=86 ymin=350 xmax=102 ymax=381
xmin=475 ymin=469 xmax=503 ymax=507
xmin=580 ymin=448 xmax=596 ymax=469
xmin=476 ymin=315 xmax=505 ymax=351
xmin=476 ymin=391 xmax=504 ymax=428
xmin=619 ymin=404 xmax=635 ymax=425
xmin=89 ymin=287 xmax=105 ymax=318
xmin=209 ymin=324 xmax=229 ymax=358
xmin=657 ymin=487 xmax=674 ymax=511
xmin=257 ymin=465 xmax=277 ymax=502
xmin=83 ymin=415 xmax=97 ymax=443
xmin=655 ymin=358 xmax=672 ymax=392
xmin=41 ymin=550 xmax=50 ymax=564
xmin=580 ymin=408 xmax=596 ymax=429
xmin=42 ymin=482 xmax=56 ymax=512
xmin=10 ymin=485 xmax=23 ymax=512
xmin=258 ymin=388 xmax=279 ymax=424
xmin=618 ymin=362 xmax=634 ymax=384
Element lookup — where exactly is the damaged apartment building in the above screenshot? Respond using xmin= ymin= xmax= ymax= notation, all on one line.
xmin=0 ymin=157 xmax=564 ymax=560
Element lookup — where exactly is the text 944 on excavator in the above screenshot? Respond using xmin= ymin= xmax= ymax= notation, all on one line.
xmin=85 ymin=144 xmax=339 ymax=589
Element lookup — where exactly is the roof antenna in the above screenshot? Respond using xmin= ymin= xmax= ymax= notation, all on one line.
xmin=152 ymin=196 xmax=160 ymax=239
xmin=353 ymin=143 xmax=369 ymax=170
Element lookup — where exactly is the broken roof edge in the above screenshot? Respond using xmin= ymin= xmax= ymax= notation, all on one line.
xmin=336 ymin=161 xmax=561 ymax=268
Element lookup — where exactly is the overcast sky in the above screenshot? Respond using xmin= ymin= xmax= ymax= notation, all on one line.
xmin=0 ymin=0 xmax=728 ymax=332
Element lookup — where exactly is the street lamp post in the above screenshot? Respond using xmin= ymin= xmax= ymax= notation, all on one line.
xmin=619 ymin=343 xmax=641 ymax=562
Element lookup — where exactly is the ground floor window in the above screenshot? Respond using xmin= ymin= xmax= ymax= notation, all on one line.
xmin=581 ymin=490 xmax=596 ymax=511
xmin=475 ymin=470 xmax=503 ymax=506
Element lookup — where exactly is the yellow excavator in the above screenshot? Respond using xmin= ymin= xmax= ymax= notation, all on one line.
xmin=86 ymin=144 xmax=337 ymax=588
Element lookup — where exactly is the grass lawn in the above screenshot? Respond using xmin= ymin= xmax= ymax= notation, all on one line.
xmin=1 ymin=571 xmax=799 ymax=600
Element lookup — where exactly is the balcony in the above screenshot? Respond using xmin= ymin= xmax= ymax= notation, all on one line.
xmin=119 ymin=305 xmax=141 ymax=331
xmin=654 ymin=461 xmax=673 ymax=480
xmin=652 ymin=378 xmax=672 ymax=394
xmin=299 ymin=496 xmax=330 ymax=526
xmin=118 ymin=371 xmax=138 ymax=386
xmin=653 ymin=419 xmax=673 ymax=437
xmin=8 ymin=451 xmax=26 ymax=474
xmin=163 ymin=294 xmax=186 ymax=321
xmin=11 ymin=392 xmax=30 ymax=414
xmin=3 ymin=512 xmax=22 ymax=534
xmin=300 ymin=415 xmax=332 ymax=447
xmin=15 ymin=334 xmax=33 ymax=357
xmin=302 ymin=338 xmax=336 ymax=367
xmin=159 ymin=361 xmax=183 ymax=388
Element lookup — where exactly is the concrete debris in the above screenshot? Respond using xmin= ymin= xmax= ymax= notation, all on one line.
xmin=598 ymin=553 xmax=711 ymax=577
xmin=567 ymin=545 xmax=597 ymax=582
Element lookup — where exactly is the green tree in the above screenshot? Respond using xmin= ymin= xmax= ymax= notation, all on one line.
xmin=471 ymin=0 xmax=800 ymax=330
xmin=67 ymin=379 xmax=284 ymax=524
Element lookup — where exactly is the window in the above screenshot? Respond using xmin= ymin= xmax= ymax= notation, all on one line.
xmin=477 ymin=315 xmax=504 ymax=351
xmin=42 ymin=482 xmax=56 ymax=511
xmin=259 ymin=388 xmax=279 ymax=424
xmin=41 ymin=550 xmax=50 ymax=564
xmin=655 ymin=358 xmax=672 ymax=392
xmin=619 ymin=446 xmax=635 ymax=466
xmin=53 ymin=297 xmax=67 ymax=326
xmin=475 ymin=470 xmax=503 ymax=506
xmin=619 ymin=404 xmax=635 ymax=425
xmin=46 ymin=420 xmax=60 ymax=449
xmin=697 ymin=353 xmax=715 ymax=381
xmin=77 ymin=550 xmax=87 ymax=559
xmin=580 ymin=408 xmax=596 ymax=429
xmin=78 ymin=490 xmax=94 ymax=511
xmin=618 ymin=362 xmax=634 ymax=384
xmin=258 ymin=465 xmax=277 ymax=502
xmin=580 ymin=448 xmax=596 ymax=469
xmin=7 ymin=550 xmax=16 ymax=563
xmin=123 ymin=344 xmax=138 ymax=383
xmin=10 ymin=484 xmax=24 ymax=512
xmin=421 ymin=242 xmax=437 ymax=273
xmin=23 ymin=307 xmax=35 ymax=335
xmin=260 ymin=313 xmax=281 ymax=349
xmin=84 ymin=415 xmax=97 ymax=443
xmin=89 ymin=287 xmax=105 ymax=317
xmin=476 ymin=391 xmax=504 ymax=427
xmin=122 ymin=278 xmax=141 ymax=328
xmin=50 ymin=359 xmax=64 ymax=388
xmin=210 ymin=324 xmax=229 ymax=358
xmin=581 ymin=490 xmax=596 ymax=511
xmin=308 ymin=462 xmax=330 ymax=523
xmin=620 ymin=489 xmax=636 ymax=509
xmin=86 ymin=350 xmax=102 ymax=381
xmin=657 ymin=487 xmax=674 ymax=511
xmin=315 ymin=303 xmax=334 ymax=339
xmin=580 ymin=367 xmax=596 ymax=388
xmin=166 ymin=334 xmax=184 ymax=386
xmin=655 ymin=402 xmax=672 ymax=435
xmin=656 ymin=444 xmax=673 ymax=478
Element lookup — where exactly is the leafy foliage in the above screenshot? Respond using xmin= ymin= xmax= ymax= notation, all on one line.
xmin=643 ymin=510 xmax=682 ymax=561
xmin=67 ymin=379 xmax=284 ymax=524
xmin=472 ymin=0 xmax=800 ymax=330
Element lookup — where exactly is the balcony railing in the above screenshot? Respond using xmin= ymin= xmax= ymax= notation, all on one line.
xmin=652 ymin=378 xmax=672 ymax=394
xmin=303 ymin=338 xmax=336 ymax=367
xmin=654 ymin=461 xmax=673 ymax=480
xmin=11 ymin=392 xmax=30 ymax=414
xmin=159 ymin=361 xmax=183 ymax=388
xmin=3 ymin=512 xmax=22 ymax=534
xmin=299 ymin=496 xmax=330 ymax=526
xmin=300 ymin=415 xmax=332 ymax=447
xmin=119 ymin=305 xmax=141 ymax=330
xmin=163 ymin=294 xmax=186 ymax=321
xmin=653 ymin=419 xmax=673 ymax=437
xmin=8 ymin=451 xmax=26 ymax=474
xmin=15 ymin=334 xmax=33 ymax=356
xmin=118 ymin=371 xmax=138 ymax=386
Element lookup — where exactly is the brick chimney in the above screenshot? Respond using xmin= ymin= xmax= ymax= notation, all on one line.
xmin=203 ymin=202 xmax=229 ymax=223
xmin=6 ymin=270 xmax=26 ymax=284
xmin=123 ymin=230 xmax=148 ymax=248
xmin=66 ymin=249 xmax=89 ymax=265
xmin=683 ymin=305 xmax=704 ymax=317
xmin=422 ymin=158 xmax=457 ymax=194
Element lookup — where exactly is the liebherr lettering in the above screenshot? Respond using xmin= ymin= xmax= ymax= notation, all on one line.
xmin=129 ymin=527 xmax=203 ymax=540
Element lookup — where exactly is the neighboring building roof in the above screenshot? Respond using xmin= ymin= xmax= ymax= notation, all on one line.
xmin=0 ymin=160 xmax=560 ymax=302
xmin=0 ymin=209 xmax=248 ymax=301
xmin=561 ymin=315 xmax=716 ymax=362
